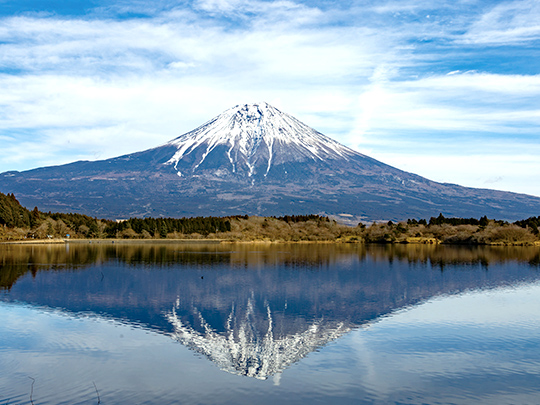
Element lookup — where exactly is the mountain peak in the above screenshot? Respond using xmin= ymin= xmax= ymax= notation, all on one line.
xmin=165 ymin=102 xmax=358 ymax=178
xmin=226 ymin=101 xmax=275 ymax=116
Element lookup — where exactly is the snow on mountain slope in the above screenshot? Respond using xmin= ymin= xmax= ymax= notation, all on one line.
xmin=165 ymin=102 xmax=359 ymax=178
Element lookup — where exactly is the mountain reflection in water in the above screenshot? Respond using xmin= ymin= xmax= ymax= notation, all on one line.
xmin=1 ymin=243 xmax=539 ymax=380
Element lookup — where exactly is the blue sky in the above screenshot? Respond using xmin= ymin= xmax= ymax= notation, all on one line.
xmin=1 ymin=0 xmax=539 ymax=196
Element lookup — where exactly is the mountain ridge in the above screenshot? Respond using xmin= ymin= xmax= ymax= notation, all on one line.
xmin=1 ymin=102 xmax=539 ymax=222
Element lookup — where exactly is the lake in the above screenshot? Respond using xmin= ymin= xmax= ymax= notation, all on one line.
xmin=1 ymin=242 xmax=540 ymax=404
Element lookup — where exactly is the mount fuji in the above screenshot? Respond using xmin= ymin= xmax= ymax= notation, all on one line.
xmin=1 ymin=102 xmax=540 ymax=222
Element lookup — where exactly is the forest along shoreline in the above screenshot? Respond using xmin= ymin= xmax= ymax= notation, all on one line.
xmin=2 ymin=192 xmax=540 ymax=246
xmin=0 ymin=238 xmax=224 ymax=245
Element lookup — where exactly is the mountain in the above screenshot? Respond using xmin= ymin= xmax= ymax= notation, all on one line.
xmin=1 ymin=102 xmax=540 ymax=222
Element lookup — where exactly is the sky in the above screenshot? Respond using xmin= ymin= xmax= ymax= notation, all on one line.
xmin=0 ymin=0 xmax=539 ymax=196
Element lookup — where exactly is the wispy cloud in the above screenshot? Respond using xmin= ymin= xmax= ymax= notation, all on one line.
xmin=350 ymin=72 xmax=540 ymax=136
xmin=461 ymin=0 xmax=540 ymax=44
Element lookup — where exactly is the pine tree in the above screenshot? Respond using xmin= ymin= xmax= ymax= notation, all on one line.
xmin=31 ymin=207 xmax=41 ymax=227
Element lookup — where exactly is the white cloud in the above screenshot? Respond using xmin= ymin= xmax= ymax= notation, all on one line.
xmin=370 ymin=152 xmax=540 ymax=197
xmin=406 ymin=72 xmax=540 ymax=95
xmin=462 ymin=0 xmax=540 ymax=44
xmin=193 ymin=0 xmax=329 ymax=30
xmin=347 ymin=72 xmax=540 ymax=140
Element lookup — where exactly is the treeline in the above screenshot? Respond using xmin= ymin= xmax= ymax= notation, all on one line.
xmin=1 ymin=192 xmax=540 ymax=244
xmin=1 ymin=192 xmax=333 ymax=241
xmin=0 ymin=193 xmax=111 ymax=240
xmin=514 ymin=217 xmax=540 ymax=235
xmin=106 ymin=217 xmax=231 ymax=238
xmin=366 ymin=213 xmax=539 ymax=245
xmin=272 ymin=215 xmax=331 ymax=224
xmin=0 ymin=192 xmax=236 ymax=240
xmin=0 ymin=193 xmax=36 ymax=228
xmin=0 ymin=192 xmax=352 ymax=242
xmin=408 ymin=214 xmax=489 ymax=227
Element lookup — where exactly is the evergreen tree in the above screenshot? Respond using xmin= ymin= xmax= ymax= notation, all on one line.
xmin=31 ymin=207 xmax=41 ymax=227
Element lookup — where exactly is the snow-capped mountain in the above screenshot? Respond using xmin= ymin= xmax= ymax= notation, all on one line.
xmin=1 ymin=102 xmax=540 ymax=221
xmin=165 ymin=102 xmax=357 ymax=179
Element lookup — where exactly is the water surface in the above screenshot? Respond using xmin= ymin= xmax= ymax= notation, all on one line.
xmin=1 ymin=243 xmax=540 ymax=404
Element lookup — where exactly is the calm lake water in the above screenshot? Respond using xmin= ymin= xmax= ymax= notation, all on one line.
xmin=1 ymin=242 xmax=540 ymax=404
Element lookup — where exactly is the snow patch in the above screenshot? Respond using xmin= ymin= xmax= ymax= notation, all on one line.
xmin=165 ymin=102 xmax=360 ymax=177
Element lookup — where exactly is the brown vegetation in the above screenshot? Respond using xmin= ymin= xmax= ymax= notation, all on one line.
xmin=362 ymin=220 xmax=539 ymax=246
xmin=1 ymin=192 xmax=539 ymax=245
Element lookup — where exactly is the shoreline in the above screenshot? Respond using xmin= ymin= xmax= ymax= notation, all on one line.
xmin=1 ymin=238 xmax=539 ymax=246
xmin=0 ymin=238 xmax=224 ymax=245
